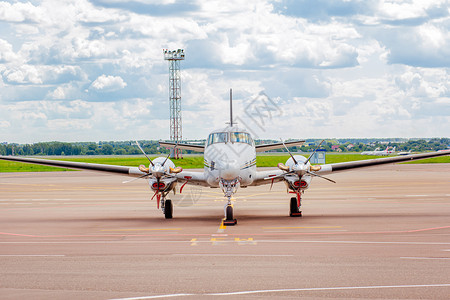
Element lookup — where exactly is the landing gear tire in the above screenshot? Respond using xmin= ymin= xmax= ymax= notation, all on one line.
xmin=223 ymin=205 xmax=237 ymax=226
xmin=289 ymin=197 xmax=302 ymax=217
xmin=164 ymin=199 xmax=173 ymax=219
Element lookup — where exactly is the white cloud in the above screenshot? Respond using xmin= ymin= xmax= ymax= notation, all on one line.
xmin=0 ymin=0 xmax=448 ymax=142
xmin=2 ymin=65 xmax=83 ymax=85
xmin=377 ymin=0 xmax=446 ymax=21
xmin=0 ymin=1 xmax=44 ymax=23
xmin=0 ymin=39 xmax=18 ymax=62
xmin=49 ymin=86 xmax=66 ymax=99
xmin=0 ymin=120 xmax=10 ymax=128
xmin=90 ymin=75 xmax=127 ymax=91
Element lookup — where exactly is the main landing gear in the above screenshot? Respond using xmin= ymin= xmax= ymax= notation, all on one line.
xmin=289 ymin=196 xmax=302 ymax=217
xmin=223 ymin=204 xmax=237 ymax=226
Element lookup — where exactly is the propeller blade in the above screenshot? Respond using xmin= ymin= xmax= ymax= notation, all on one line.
xmin=135 ymin=141 xmax=154 ymax=167
xmin=263 ymin=171 xmax=294 ymax=180
xmin=162 ymin=141 xmax=179 ymax=166
xmin=122 ymin=173 xmax=151 ymax=184
xmin=306 ymin=170 xmax=336 ymax=183
xmin=280 ymin=138 xmax=298 ymax=165
xmin=304 ymin=140 xmax=325 ymax=165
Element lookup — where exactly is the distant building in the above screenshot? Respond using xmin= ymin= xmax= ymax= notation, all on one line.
xmin=331 ymin=145 xmax=340 ymax=151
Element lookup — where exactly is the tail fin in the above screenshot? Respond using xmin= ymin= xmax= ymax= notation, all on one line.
xmin=229 ymin=88 xmax=233 ymax=127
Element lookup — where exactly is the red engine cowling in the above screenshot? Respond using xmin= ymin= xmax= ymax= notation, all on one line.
xmin=151 ymin=181 xmax=166 ymax=191
xmin=293 ymin=180 xmax=308 ymax=189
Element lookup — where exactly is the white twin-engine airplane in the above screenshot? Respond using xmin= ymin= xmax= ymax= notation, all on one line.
xmin=1 ymin=92 xmax=449 ymax=225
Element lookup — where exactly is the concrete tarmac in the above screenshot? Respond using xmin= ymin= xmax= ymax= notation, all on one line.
xmin=1 ymin=164 xmax=449 ymax=299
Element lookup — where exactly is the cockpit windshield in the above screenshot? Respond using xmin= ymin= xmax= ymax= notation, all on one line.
xmin=207 ymin=131 xmax=253 ymax=146
xmin=207 ymin=132 xmax=227 ymax=145
xmin=230 ymin=132 xmax=253 ymax=145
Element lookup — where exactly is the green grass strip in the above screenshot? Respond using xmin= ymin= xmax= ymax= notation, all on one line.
xmin=0 ymin=153 xmax=448 ymax=173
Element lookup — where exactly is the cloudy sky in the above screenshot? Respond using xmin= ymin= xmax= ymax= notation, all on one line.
xmin=0 ymin=0 xmax=449 ymax=143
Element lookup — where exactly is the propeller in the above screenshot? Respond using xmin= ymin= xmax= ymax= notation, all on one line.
xmin=279 ymin=139 xmax=336 ymax=184
xmin=122 ymin=141 xmax=182 ymax=184
xmin=135 ymin=141 xmax=154 ymax=167
xmin=281 ymin=139 xmax=298 ymax=165
xmin=305 ymin=170 xmax=336 ymax=183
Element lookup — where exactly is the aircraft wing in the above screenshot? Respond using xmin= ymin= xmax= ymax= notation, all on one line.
xmin=159 ymin=141 xmax=205 ymax=152
xmin=170 ymin=170 xmax=210 ymax=187
xmin=255 ymin=140 xmax=305 ymax=152
xmin=251 ymin=169 xmax=284 ymax=186
xmin=251 ymin=150 xmax=450 ymax=186
xmin=317 ymin=150 xmax=450 ymax=175
xmin=0 ymin=156 xmax=144 ymax=177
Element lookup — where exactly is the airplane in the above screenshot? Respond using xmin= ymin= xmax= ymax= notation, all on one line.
xmin=387 ymin=146 xmax=396 ymax=155
xmin=397 ymin=150 xmax=412 ymax=156
xmin=361 ymin=146 xmax=395 ymax=156
xmin=1 ymin=91 xmax=449 ymax=225
xmin=361 ymin=147 xmax=380 ymax=155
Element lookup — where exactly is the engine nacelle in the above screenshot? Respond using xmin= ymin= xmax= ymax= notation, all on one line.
xmin=285 ymin=155 xmax=307 ymax=169
xmin=285 ymin=174 xmax=311 ymax=190
xmin=148 ymin=177 xmax=176 ymax=193
xmin=152 ymin=156 xmax=175 ymax=173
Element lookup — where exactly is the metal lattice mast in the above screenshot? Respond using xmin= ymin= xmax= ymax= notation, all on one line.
xmin=163 ymin=49 xmax=184 ymax=159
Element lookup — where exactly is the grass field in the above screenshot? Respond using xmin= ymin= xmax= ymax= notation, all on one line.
xmin=0 ymin=153 xmax=449 ymax=172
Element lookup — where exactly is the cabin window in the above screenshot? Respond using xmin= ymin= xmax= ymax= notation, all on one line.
xmin=207 ymin=132 xmax=228 ymax=145
xmin=230 ymin=132 xmax=253 ymax=145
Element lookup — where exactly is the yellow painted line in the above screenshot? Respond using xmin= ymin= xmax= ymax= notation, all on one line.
xmin=219 ymin=220 xmax=227 ymax=230
xmin=262 ymin=226 xmax=342 ymax=229
xmin=100 ymin=228 xmax=182 ymax=232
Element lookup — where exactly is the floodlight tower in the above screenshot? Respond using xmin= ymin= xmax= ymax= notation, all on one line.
xmin=163 ymin=49 xmax=185 ymax=159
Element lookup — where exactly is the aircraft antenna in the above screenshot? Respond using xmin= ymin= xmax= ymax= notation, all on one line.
xmin=230 ymin=88 xmax=233 ymax=127
xmin=164 ymin=49 xmax=185 ymax=159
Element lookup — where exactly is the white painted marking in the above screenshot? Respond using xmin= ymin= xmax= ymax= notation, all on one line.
xmin=257 ymin=240 xmax=450 ymax=245
xmin=110 ymin=284 xmax=450 ymax=299
xmin=401 ymin=257 xmax=450 ymax=260
xmin=1 ymin=240 xmax=450 ymax=245
xmin=171 ymin=254 xmax=293 ymax=257
xmin=405 ymin=194 xmax=428 ymax=197
xmin=0 ymin=255 xmax=65 ymax=257
xmin=111 ymin=294 xmax=193 ymax=299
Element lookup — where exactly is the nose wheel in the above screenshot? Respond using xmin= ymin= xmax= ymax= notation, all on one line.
xmin=223 ymin=204 xmax=237 ymax=226
xmin=289 ymin=196 xmax=302 ymax=217
xmin=164 ymin=199 xmax=173 ymax=219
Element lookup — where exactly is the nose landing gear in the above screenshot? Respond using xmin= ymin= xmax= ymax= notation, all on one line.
xmin=223 ymin=204 xmax=237 ymax=226
xmin=289 ymin=195 xmax=302 ymax=217
xmin=220 ymin=178 xmax=239 ymax=226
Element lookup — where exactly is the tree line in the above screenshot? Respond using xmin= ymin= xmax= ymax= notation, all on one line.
xmin=0 ymin=141 xmax=169 ymax=156
xmin=0 ymin=138 xmax=448 ymax=156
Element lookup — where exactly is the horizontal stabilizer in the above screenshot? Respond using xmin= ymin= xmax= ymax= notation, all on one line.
xmin=255 ymin=140 xmax=305 ymax=152
xmin=159 ymin=141 xmax=205 ymax=152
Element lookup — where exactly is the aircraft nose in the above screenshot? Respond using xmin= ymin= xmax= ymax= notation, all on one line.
xmin=219 ymin=160 xmax=240 ymax=180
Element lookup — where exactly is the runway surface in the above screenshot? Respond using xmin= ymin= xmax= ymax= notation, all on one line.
xmin=1 ymin=164 xmax=449 ymax=299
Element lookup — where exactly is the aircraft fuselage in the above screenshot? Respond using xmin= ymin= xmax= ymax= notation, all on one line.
xmin=203 ymin=126 xmax=256 ymax=188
